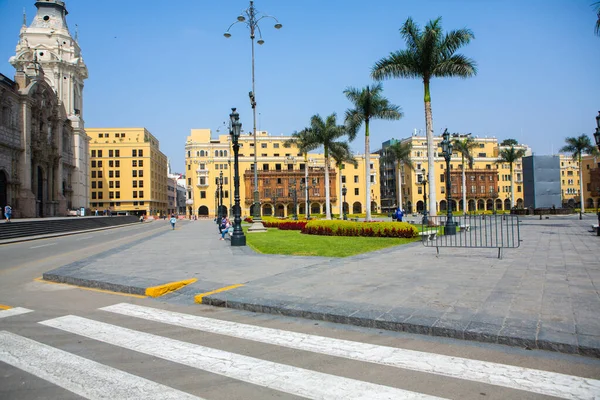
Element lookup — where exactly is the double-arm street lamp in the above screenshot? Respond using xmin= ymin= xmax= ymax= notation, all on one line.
xmin=225 ymin=1 xmax=282 ymax=224
xmin=440 ymin=129 xmax=456 ymax=235
xmin=342 ymin=186 xmax=348 ymax=220
xmin=593 ymin=111 xmax=600 ymax=236
xmin=229 ymin=108 xmax=246 ymax=246
xmin=421 ymin=168 xmax=429 ymax=226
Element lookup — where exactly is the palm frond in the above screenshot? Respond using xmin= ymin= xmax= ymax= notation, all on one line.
xmin=330 ymin=141 xmax=357 ymax=167
xmin=440 ymin=29 xmax=475 ymax=59
xmin=386 ymin=141 xmax=414 ymax=170
xmin=400 ymin=17 xmax=421 ymax=51
xmin=371 ymin=50 xmax=422 ymax=80
xmin=434 ymin=54 xmax=478 ymax=78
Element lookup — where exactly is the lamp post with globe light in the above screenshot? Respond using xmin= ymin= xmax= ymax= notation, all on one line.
xmin=440 ymin=129 xmax=456 ymax=235
xmin=342 ymin=186 xmax=347 ymax=220
xmin=224 ymin=1 xmax=281 ymax=229
xmin=229 ymin=108 xmax=246 ymax=246
xmin=421 ymin=168 xmax=428 ymax=226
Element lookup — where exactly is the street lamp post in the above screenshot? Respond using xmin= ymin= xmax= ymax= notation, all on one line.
xmin=440 ymin=129 xmax=456 ymax=235
xmin=593 ymin=111 xmax=600 ymax=236
xmin=219 ymin=171 xmax=224 ymax=218
xmin=421 ymin=168 xmax=428 ymax=226
xmin=289 ymin=179 xmax=298 ymax=220
xmin=229 ymin=108 xmax=246 ymax=246
xmin=342 ymin=186 xmax=347 ymax=220
xmin=225 ymin=1 xmax=282 ymax=228
xmin=301 ymin=178 xmax=316 ymax=220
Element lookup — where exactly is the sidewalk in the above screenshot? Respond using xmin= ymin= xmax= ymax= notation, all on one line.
xmin=42 ymin=215 xmax=600 ymax=357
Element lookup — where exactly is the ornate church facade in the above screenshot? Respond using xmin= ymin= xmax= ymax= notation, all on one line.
xmin=0 ymin=0 xmax=88 ymax=218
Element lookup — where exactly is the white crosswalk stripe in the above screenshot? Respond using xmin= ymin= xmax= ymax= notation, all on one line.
xmin=0 ymin=307 xmax=33 ymax=319
xmin=40 ymin=315 xmax=448 ymax=400
xmin=0 ymin=331 xmax=203 ymax=400
xmin=101 ymin=302 xmax=600 ymax=400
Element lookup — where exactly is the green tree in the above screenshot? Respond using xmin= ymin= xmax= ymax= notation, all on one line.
xmin=344 ymin=83 xmax=402 ymax=220
xmin=371 ymin=17 xmax=477 ymax=218
xmin=453 ymin=136 xmax=478 ymax=213
xmin=284 ymin=129 xmax=319 ymax=217
xmin=300 ymin=113 xmax=348 ymax=219
xmin=384 ymin=141 xmax=413 ymax=211
xmin=559 ymin=134 xmax=598 ymax=213
xmin=496 ymin=145 xmax=527 ymax=209
xmin=500 ymin=138 xmax=519 ymax=146
xmin=330 ymin=142 xmax=357 ymax=219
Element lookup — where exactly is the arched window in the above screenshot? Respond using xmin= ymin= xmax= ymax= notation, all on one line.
xmin=199 ymin=150 xmax=204 ymax=157
xmin=223 ymin=150 xmax=228 ymax=157
xmin=219 ymin=150 xmax=224 ymax=157
xmin=214 ymin=150 xmax=218 ymax=157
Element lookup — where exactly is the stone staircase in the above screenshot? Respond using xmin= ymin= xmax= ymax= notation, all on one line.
xmin=0 ymin=216 xmax=139 ymax=241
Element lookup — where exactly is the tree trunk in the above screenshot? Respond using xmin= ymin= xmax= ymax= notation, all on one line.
xmin=396 ymin=161 xmax=403 ymax=211
xmin=365 ymin=121 xmax=371 ymax=221
xmin=424 ymin=81 xmax=436 ymax=218
xmin=579 ymin=154 xmax=585 ymax=213
xmin=324 ymin=149 xmax=331 ymax=220
xmin=462 ymin=158 xmax=467 ymax=214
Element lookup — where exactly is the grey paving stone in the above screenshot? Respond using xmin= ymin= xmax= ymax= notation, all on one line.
xmin=498 ymin=325 xmax=537 ymax=349
xmin=537 ymin=328 xmax=578 ymax=354
xmin=465 ymin=322 xmax=502 ymax=344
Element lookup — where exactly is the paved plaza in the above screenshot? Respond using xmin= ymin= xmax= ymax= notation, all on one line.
xmin=42 ymin=214 xmax=600 ymax=357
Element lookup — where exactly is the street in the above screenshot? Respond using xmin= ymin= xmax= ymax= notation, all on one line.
xmin=1 ymin=222 xmax=600 ymax=399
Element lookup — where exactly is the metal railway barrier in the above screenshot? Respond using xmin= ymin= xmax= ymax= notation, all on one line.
xmin=420 ymin=214 xmax=520 ymax=259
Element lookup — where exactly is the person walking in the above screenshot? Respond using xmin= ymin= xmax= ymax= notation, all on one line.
xmin=170 ymin=214 xmax=177 ymax=230
xmin=394 ymin=207 xmax=404 ymax=222
xmin=4 ymin=205 xmax=12 ymax=223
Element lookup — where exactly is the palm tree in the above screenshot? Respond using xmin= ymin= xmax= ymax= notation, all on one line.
xmin=371 ymin=17 xmax=477 ymax=219
xmin=453 ymin=136 xmax=477 ymax=214
xmin=496 ymin=145 xmax=527 ymax=209
xmin=594 ymin=2 xmax=600 ymax=36
xmin=284 ymin=129 xmax=319 ymax=218
xmin=301 ymin=113 xmax=348 ymax=220
xmin=330 ymin=142 xmax=357 ymax=219
xmin=559 ymin=134 xmax=598 ymax=213
xmin=344 ymin=83 xmax=402 ymax=220
xmin=384 ymin=141 xmax=413 ymax=211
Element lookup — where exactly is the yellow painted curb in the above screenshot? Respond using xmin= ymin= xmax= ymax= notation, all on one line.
xmin=33 ymin=277 xmax=147 ymax=299
xmin=194 ymin=284 xmax=244 ymax=304
xmin=145 ymin=278 xmax=197 ymax=298
xmin=0 ymin=304 xmax=12 ymax=310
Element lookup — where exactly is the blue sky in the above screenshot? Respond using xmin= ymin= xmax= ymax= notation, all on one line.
xmin=1 ymin=0 xmax=598 ymax=172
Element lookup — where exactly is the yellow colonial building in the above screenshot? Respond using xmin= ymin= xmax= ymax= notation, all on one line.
xmin=559 ymin=154 xmax=581 ymax=208
xmin=379 ymin=134 xmax=531 ymax=214
xmin=184 ymin=129 xmax=380 ymax=218
xmin=581 ymin=155 xmax=600 ymax=211
xmin=87 ymin=128 xmax=168 ymax=216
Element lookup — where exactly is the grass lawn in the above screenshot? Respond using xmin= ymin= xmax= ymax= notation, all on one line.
xmin=243 ymin=227 xmax=417 ymax=257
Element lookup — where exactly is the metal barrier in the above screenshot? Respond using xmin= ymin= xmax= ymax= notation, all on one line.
xmin=420 ymin=214 xmax=521 ymax=259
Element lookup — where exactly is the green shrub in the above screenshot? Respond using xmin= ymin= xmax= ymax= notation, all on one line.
xmin=301 ymin=220 xmax=417 ymax=238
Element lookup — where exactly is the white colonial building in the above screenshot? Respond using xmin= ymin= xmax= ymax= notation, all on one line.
xmin=0 ymin=0 xmax=89 ymax=218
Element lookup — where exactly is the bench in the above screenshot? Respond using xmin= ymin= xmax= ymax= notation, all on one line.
xmin=459 ymin=224 xmax=471 ymax=232
xmin=418 ymin=230 xmax=437 ymax=241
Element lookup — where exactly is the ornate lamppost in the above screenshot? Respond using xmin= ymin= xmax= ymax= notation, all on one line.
xmin=219 ymin=171 xmax=224 ymax=218
xmin=440 ymin=129 xmax=456 ymax=235
xmin=421 ymin=168 xmax=428 ymax=226
xmin=229 ymin=108 xmax=246 ymax=246
xmin=224 ymin=1 xmax=282 ymax=227
xmin=342 ymin=186 xmax=347 ymax=220
xmin=289 ymin=178 xmax=298 ymax=220
xmin=593 ymin=111 xmax=600 ymax=236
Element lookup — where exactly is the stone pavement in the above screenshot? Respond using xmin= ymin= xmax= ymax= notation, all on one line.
xmin=42 ymin=215 xmax=600 ymax=357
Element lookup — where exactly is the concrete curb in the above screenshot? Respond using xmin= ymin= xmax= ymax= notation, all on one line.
xmin=201 ymin=292 xmax=600 ymax=359
xmin=0 ymin=221 xmax=147 ymax=245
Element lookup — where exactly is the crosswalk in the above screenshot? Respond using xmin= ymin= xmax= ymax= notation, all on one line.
xmin=1 ymin=302 xmax=599 ymax=399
